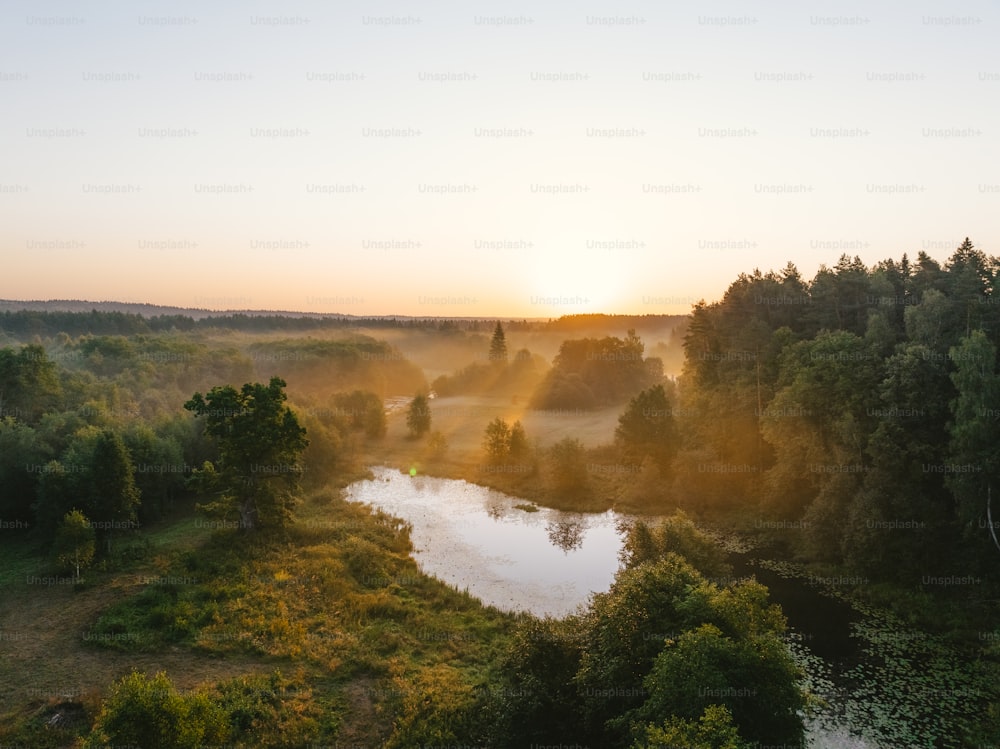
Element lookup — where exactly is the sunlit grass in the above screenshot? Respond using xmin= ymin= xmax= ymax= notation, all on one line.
xmin=77 ymin=487 xmax=516 ymax=744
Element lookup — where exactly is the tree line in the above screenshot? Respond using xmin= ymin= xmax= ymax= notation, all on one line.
xmin=662 ymin=238 xmax=999 ymax=590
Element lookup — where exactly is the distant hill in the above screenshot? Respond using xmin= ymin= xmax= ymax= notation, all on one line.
xmin=0 ymin=299 xmax=366 ymax=321
xmin=0 ymin=301 xmax=688 ymax=327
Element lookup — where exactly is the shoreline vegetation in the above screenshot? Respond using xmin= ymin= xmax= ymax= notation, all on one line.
xmin=2 ymin=244 xmax=999 ymax=745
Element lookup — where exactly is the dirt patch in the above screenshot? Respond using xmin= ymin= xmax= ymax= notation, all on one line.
xmin=333 ymin=674 xmax=392 ymax=746
xmin=0 ymin=574 xmax=258 ymax=715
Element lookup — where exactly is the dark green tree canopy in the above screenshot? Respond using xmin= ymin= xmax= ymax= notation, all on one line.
xmin=615 ymin=384 xmax=679 ymax=470
xmin=184 ymin=377 xmax=308 ymax=531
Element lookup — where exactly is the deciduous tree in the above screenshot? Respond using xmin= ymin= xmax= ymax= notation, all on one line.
xmin=184 ymin=377 xmax=308 ymax=531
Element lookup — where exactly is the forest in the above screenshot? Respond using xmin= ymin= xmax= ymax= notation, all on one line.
xmin=0 ymin=240 xmax=998 ymax=747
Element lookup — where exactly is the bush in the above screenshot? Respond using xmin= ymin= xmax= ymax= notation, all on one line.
xmin=632 ymin=704 xmax=744 ymax=749
xmin=83 ymin=671 xmax=229 ymax=749
xmin=619 ymin=511 xmax=731 ymax=579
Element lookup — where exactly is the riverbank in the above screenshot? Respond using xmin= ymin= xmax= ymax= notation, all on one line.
xmin=348 ymin=466 xmax=995 ymax=748
xmin=0 ymin=482 xmax=517 ymax=747
xmin=357 ymin=425 xmax=1000 ymax=748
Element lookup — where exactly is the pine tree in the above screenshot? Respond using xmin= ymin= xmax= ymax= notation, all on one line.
xmin=489 ymin=321 xmax=508 ymax=364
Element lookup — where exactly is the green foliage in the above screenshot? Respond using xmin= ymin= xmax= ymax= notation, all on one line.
xmin=545 ymin=437 xmax=589 ymax=499
xmin=619 ymin=512 xmax=731 ymax=580
xmin=32 ymin=429 xmax=141 ymax=544
xmin=0 ymin=416 xmax=48 ymax=522
xmin=946 ymin=331 xmax=1000 ymax=531
xmin=619 ymin=456 xmax=667 ymax=510
xmin=482 ymin=417 xmax=530 ymax=465
xmin=507 ymin=420 xmax=529 ymax=459
xmin=485 ymin=616 xmax=587 ymax=747
xmin=531 ymin=329 xmax=660 ymax=409
xmin=82 ymin=670 xmax=229 ymax=749
xmin=89 ymin=429 xmax=142 ymax=534
xmin=631 ymin=619 xmax=803 ymax=745
xmin=576 ymin=554 xmax=707 ymax=737
xmin=632 ymin=704 xmax=744 ymax=749
xmin=332 ymin=389 xmax=387 ymax=438
xmin=487 ymin=552 xmax=804 ymax=748
xmin=406 ymin=393 xmax=432 ymax=438
xmin=0 ymin=344 xmax=63 ymax=423
xmin=122 ymin=423 xmax=185 ymax=522
xmin=677 ymin=240 xmax=1000 ymax=592
xmin=615 ymin=383 xmax=678 ymax=470
xmin=483 ymin=417 xmax=511 ymax=462
xmin=184 ymin=377 xmax=308 ymax=531
xmin=295 ymin=407 xmax=344 ymax=489
xmin=52 ymin=509 xmax=96 ymax=580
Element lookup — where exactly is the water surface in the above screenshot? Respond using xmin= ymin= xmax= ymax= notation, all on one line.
xmin=345 ymin=465 xmax=624 ymax=617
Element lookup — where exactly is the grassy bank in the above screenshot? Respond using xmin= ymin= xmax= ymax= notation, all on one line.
xmin=0 ymin=483 xmax=515 ymax=747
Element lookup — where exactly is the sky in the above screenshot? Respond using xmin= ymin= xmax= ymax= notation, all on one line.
xmin=1 ymin=0 xmax=998 ymax=318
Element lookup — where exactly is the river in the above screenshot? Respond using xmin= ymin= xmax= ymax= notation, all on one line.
xmin=345 ymin=466 xmax=977 ymax=749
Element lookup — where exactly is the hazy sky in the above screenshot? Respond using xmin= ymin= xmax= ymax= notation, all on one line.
xmin=2 ymin=0 xmax=998 ymax=317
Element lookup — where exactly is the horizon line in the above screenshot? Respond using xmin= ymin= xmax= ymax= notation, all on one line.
xmin=0 ymin=299 xmax=693 ymax=321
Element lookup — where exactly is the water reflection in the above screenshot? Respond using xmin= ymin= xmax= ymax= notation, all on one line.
xmin=345 ymin=466 xmax=623 ymax=617
xmin=546 ymin=520 xmax=585 ymax=552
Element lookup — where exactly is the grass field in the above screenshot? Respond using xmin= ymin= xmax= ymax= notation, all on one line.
xmin=411 ymin=394 xmax=621 ymax=458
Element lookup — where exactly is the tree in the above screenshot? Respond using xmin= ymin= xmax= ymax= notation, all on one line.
xmin=508 ymin=420 xmax=529 ymax=460
xmin=619 ymin=512 xmax=731 ymax=579
xmin=406 ymin=393 xmax=432 ymax=438
xmin=89 ymin=429 xmax=141 ymax=549
xmin=633 ymin=623 xmax=803 ymax=747
xmin=332 ymin=390 xmax=386 ymax=438
xmin=123 ymin=425 xmax=185 ymax=523
xmin=83 ymin=671 xmax=229 ymax=749
xmin=489 ymin=321 xmax=509 ymax=364
xmin=545 ymin=437 xmax=589 ymax=498
xmin=531 ymin=331 xmax=658 ymax=409
xmin=486 ymin=616 xmax=587 ymax=747
xmin=615 ymin=384 xmax=678 ymax=470
xmin=52 ymin=509 xmax=95 ymax=581
xmin=0 ymin=344 xmax=63 ymax=424
xmin=32 ymin=429 xmax=141 ymax=548
xmin=0 ymin=417 xmax=46 ymax=523
xmin=576 ymin=554 xmax=706 ymax=741
xmin=947 ymin=331 xmax=1000 ymax=539
xmin=184 ymin=377 xmax=308 ymax=532
xmin=483 ymin=418 xmax=512 ymax=462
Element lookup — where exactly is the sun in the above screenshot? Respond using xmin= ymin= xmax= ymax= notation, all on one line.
xmin=527 ymin=244 xmax=629 ymax=313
